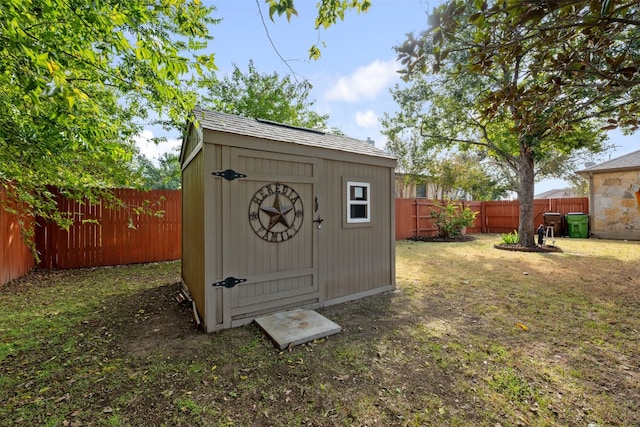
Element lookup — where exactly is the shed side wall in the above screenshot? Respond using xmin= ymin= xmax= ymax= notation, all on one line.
xmin=182 ymin=151 xmax=206 ymax=315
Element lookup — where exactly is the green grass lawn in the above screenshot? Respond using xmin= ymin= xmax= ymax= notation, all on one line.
xmin=1 ymin=235 xmax=638 ymax=426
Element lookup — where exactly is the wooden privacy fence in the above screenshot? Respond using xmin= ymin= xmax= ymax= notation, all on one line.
xmin=36 ymin=189 xmax=182 ymax=270
xmin=483 ymin=198 xmax=589 ymax=234
xmin=0 ymin=188 xmax=36 ymax=285
xmin=3 ymin=188 xmax=587 ymax=284
xmin=395 ymin=197 xmax=589 ymax=240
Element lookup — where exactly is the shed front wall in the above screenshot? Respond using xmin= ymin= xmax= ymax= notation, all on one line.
xmin=590 ymin=170 xmax=640 ymax=240
xmin=195 ymin=129 xmax=396 ymax=332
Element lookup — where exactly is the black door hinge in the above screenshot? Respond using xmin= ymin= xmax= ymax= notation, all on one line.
xmin=211 ymin=169 xmax=247 ymax=181
xmin=211 ymin=277 xmax=247 ymax=288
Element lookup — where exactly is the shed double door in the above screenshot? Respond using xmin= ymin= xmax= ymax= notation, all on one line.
xmin=221 ymin=147 xmax=321 ymax=325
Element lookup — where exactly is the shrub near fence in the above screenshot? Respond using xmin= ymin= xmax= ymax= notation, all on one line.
xmin=36 ymin=189 xmax=182 ymax=270
xmin=0 ymin=189 xmax=36 ymax=285
xmin=395 ymin=199 xmax=483 ymax=240
xmin=396 ymin=197 xmax=589 ymax=240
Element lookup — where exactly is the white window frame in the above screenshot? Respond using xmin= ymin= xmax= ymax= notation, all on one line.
xmin=346 ymin=181 xmax=371 ymax=223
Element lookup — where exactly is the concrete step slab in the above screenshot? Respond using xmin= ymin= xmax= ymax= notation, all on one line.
xmin=255 ymin=308 xmax=341 ymax=350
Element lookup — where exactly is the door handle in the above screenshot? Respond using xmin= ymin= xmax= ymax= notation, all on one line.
xmin=313 ymin=197 xmax=322 ymax=228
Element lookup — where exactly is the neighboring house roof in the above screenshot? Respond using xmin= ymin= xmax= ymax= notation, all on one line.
xmin=192 ymin=108 xmax=395 ymax=161
xmin=576 ymin=149 xmax=640 ymax=175
xmin=535 ymin=188 xmax=578 ymax=199
xmin=394 ymin=172 xmax=431 ymax=181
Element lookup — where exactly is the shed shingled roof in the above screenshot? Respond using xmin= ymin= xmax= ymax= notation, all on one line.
xmin=576 ymin=148 xmax=640 ymax=174
xmin=192 ymin=108 xmax=396 ymax=160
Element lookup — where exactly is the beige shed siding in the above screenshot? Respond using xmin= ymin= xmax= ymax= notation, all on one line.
xmin=323 ymin=159 xmax=394 ymax=301
xmin=234 ymin=154 xmax=315 ymax=178
xmin=205 ymin=143 xmax=225 ymax=328
xmin=228 ymin=149 xmax=319 ymax=323
xmin=206 ymin=131 xmax=394 ymax=169
xmin=181 ymin=150 xmax=205 ymax=315
xmin=182 ymin=110 xmax=396 ymax=331
xmin=180 ymin=123 xmax=202 ymax=165
xmin=228 ymin=157 xmax=315 ymax=271
xmin=591 ymin=170 xmax=640 ymax=239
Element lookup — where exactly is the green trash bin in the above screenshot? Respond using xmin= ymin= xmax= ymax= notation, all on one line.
xmin=565 ymin=213 xmax=589 ymax=238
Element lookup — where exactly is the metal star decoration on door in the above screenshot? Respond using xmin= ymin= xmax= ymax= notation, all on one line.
xmin=248 ymin=183 xmax=304 ymax=242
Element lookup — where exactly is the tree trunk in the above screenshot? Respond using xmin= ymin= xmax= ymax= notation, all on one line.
xmin=517 ymin=147 xmax=536 ymax=246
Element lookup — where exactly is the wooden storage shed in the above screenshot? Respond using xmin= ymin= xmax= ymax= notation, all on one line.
xmin=180 ymin=109 xmax=397 ymax=332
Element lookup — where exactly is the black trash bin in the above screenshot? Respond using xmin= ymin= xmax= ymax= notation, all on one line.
xmin=543 ymin=212 xmax=563 ymax=237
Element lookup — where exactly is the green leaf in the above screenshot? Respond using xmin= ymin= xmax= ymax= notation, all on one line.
xmin=309 ymin=45 xmax=321 ymax=60
xmin=469 ymin=12 xmax=482 ymax=23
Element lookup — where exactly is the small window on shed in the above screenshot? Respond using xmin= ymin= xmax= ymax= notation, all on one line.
xmin=415 ymin=183 xmax=427 ymax=198
xmin=347 ymin=181 xmax=370 ymax=223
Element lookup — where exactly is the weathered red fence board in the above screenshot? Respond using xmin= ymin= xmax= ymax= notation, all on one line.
xmin=36 ymin=189 xmax=181 ymax=269
xmin=395 ymin=199 xmax=416 ymax=240
xmin=0 ymin=188 xmax=36 ymax=285
xmin=396 ymin=197 xmax=589 ymax=240
xmin=483 ymin=200 xmax=522 ymax=234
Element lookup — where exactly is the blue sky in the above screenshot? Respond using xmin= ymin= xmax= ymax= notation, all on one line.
xmin=137 ymin=0 xmax=638 ymax=195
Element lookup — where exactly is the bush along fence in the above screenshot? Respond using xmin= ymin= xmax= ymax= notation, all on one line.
xmin=395 ymin=197 xmax=589 ymax=240
xmin=1 ymin=188 xmax=181 ymax=285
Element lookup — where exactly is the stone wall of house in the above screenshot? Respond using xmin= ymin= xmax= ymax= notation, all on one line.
xmin=592 ymin=170 xmax=640 ymax=239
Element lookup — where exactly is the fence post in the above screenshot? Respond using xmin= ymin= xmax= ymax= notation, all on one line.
xmin=481 ymin=201 xmax=486 ymax=233
xmin=414 ymin=200 xmax=418 ymax=237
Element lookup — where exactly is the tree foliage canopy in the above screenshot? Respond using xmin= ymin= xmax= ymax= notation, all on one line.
xmin=402 ymin=0 xmax=640 ymax=134
xmin=1 ymin=0 xmax=218 ymax=229
xmin=136 ymin=60 xmax=331 ymax=188
xmin=136 ymin=152 xmax=182 ymax=190
xmin=198 ymin=60 xmax=329 ymax=130
xmin=424 ymin=152 xmax=509 ymax=201
xmin=390 ymin=0 xmax=637 ymax=245
xmin=382 ymin=65 xmax=606 ymax=196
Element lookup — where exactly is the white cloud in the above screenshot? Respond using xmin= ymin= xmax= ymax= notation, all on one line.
xmin=355 ymin=110 xmax=378 ymax=128
xmin=134 ymin=130 xmax=181 ymax=165
xmin=324 ymin=59 xmax=399 ymax=102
